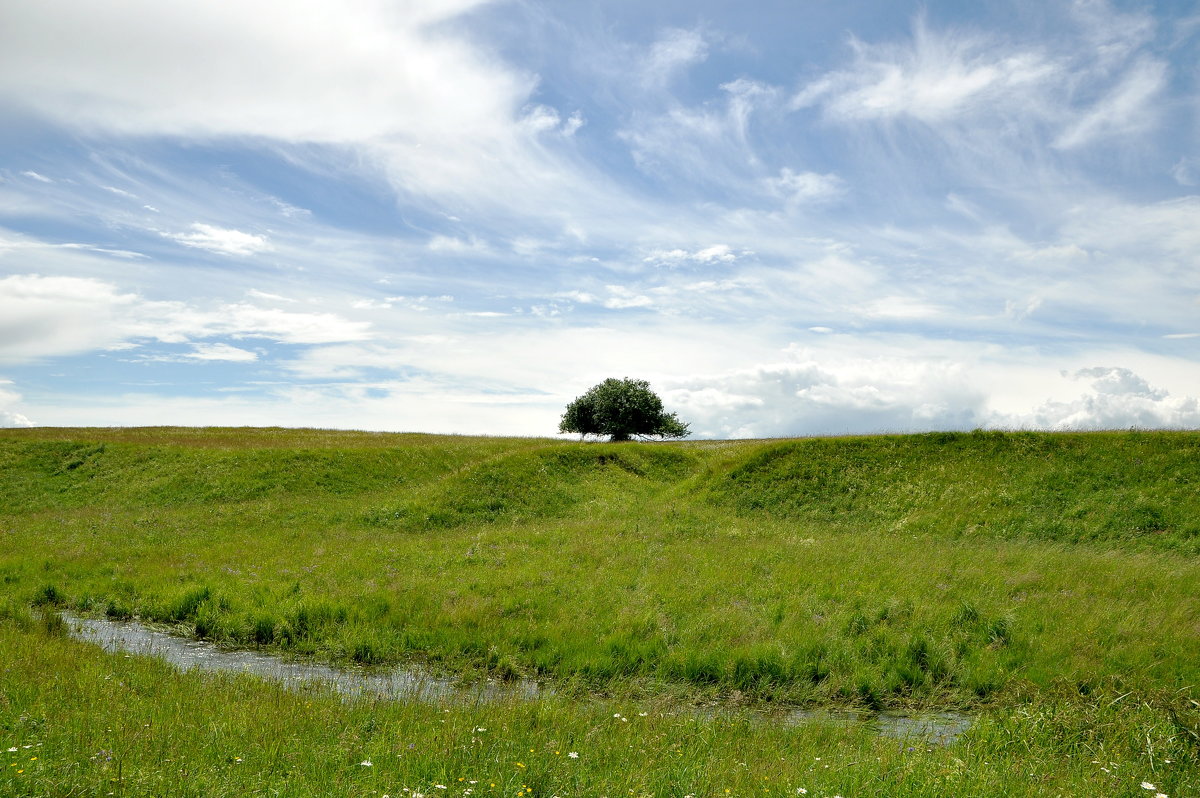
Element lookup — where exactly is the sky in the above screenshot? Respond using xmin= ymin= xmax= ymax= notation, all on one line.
xmin=1 ymin=0 xmax=1198 ymax=438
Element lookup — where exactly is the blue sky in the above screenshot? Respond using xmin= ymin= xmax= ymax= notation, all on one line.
xmin=1 ymin=0 xmax=1198 ymax=437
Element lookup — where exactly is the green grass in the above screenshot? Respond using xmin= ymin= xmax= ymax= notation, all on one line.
xmin=1 ymin=610 xmax=1196 ymax=797
xmin=1 ymin=427 xmax=1198 ymax=795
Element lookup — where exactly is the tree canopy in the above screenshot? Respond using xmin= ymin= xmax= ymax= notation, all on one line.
xmin=558 ymin=378 xmax=690 ymax=442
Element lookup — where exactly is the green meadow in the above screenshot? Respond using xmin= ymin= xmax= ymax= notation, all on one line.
xmin=1 ymin=427 xmax=1198 ymax=796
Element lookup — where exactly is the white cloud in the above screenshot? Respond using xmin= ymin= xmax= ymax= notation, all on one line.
xmin=351 ymin=299 xmax=393 ymax=310
xmin=1170 ymin=156 xmax=1200 ymax=186
xmin=186 ymin=343 xmax=258 ymax=362
xmin=1063 ymin=197 xmax=1200 ymax=267
xmin=620 ymin=76 xmax=784 ymax=195
xmin=856 ymin=296 xmax=941 ymax=320
xmin=165 ymin=223 xmax=271 ymax=256
xmin=21 ymin=381 xmax=562 ymax=438
xmin=519 ymin=105 xmax=584 ymax=137
xmin=0 ymin=381 xmax=34 ymax=427
xmin=643 ymin=244 xmax=743 ymax=266
xmin=667 ymin=356 xmax=986 ymax=438
xmin=21 ymin=171 xmax=52 ymax=183
xmin=0 ymin=274 xmax=372 ymax=364
xmin=665 ymin=351 xmax=1200 ymax=439
xmin=765 ymin=168 xmax=845 ymax=204
xmin=643 ymin=28 xmax=709 ymax=89
xmin=165 ymin=303 xmax=373 ymax=345
xmin=1053 ymin=57 xmax=1167 ymax=149
xmin=1014 ymin=244 xmax=1090 ymax=264
xmin=602 ymin=285 xmax=654 ymax=309
xmin=246 ymin=289 xmax=297 ymax=303
xmin=0 ymin=0 xmax=511 ymax=143
xmin=427 ymin=235 xmax=491 ymax=254
xmin=793 ymin=19 xmax=1058 ymax=123
xmin=794 ymin=7 xmax=1167 ymax=155
xmin=1000 ymin=367 xmax=1200 ymax=429
xmin=0 ymin=0 xmax=612 ymax=226
xmin=0 ymin=274 xmax=139 ymax=360
xmin=57 ymin=243 xmax=148 ymax=259
xmin=1070 ymin=0 xmax=1157 ymax=65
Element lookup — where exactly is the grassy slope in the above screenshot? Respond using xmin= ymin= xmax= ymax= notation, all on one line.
xmin=1 ymin=427 xmax=1198 ymax=706
xmin=1 ymin=427 xmax=1198 ymax=796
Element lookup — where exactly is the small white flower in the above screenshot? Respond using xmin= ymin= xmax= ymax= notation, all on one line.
xmin=638 ymin=712 xmax=648 ymax=716
xmin=568 ymin=752 xmax=579 ymax=759
xmin=1155 ymin=793 xmax=1168 ymax=798
xmin=797 ymin=790 xmax=808 ymax=795
xmin=1142 ymin=783 xmax=1157 ymax=791
xmin=361 ymin=760 xmax=373 ymax=767
xmin=435 ymin=785 xmax=446 ymax=789
xmin=6 ymin=747 xmax=16 ymax=753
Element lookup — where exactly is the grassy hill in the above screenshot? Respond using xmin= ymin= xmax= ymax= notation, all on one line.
xmin=2 ymin=427 xmax=1197 ymax=699
xmin=1 ymin=427 xmax=1197 ymax=795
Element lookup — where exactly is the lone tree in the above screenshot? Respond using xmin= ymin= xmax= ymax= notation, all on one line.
xmin=559 ymin=378 xmax=690 ymax=442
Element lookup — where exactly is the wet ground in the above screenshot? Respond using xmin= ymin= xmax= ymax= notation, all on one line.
xmin=63 ymin=611 xmax=973 ymax=744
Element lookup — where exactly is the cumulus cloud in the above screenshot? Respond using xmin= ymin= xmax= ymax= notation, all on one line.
xmin=667 ymin=356 xmax=987 ymax=438
xmin=1001 ymin=367 xmax=1200 ymax=429
xmin=663 ymin=354 xmax=1200 ymax=440
xmin=0 ymin=381 xmax=34 ymax=427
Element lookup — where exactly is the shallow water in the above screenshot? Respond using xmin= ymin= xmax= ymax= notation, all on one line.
xmin=783 ymin=708 xmax=974 ymax=745
xmin=63 ymin=611 xmax=542 ymax=703
xmin=63 ymin=612 xmax=972 ymax=744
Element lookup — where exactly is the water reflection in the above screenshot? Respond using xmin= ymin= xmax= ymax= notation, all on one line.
xmin=783 ymin=708 xmax=974 ymax=745
xmin=64 ymin=611 xmax=541 ymax=703
xmin=64 ymin=612 xmax=972 ymax=744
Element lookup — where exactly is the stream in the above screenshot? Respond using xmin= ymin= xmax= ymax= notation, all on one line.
xmin=63 ymin=611 xmax=973 ymax=745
